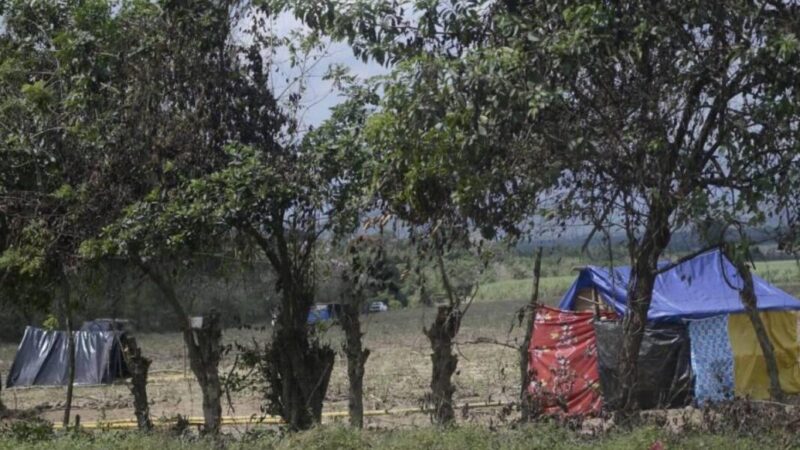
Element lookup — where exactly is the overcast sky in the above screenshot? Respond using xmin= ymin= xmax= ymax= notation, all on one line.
xmin=265 ymin=14 xmax=388 ymax=128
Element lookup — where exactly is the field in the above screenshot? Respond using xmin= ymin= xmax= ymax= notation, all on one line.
xmin=0 ymin=298 xmax=529 ymax=428
xmin=0 ymin=258 xmax=798 ymax=432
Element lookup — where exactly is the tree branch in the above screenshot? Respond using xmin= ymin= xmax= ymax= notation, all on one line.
xmin=132 ymin=256 xmax=191 ymax=332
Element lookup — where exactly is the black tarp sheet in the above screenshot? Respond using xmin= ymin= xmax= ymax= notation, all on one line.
xmin=6 ymin=326 xmax=129 ymax=388
xmin=594 ymin=320 xmax=693 ymax=410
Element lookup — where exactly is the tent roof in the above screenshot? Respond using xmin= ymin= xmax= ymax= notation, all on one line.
xmin=558 ymin=249 xmax=800 ymax=320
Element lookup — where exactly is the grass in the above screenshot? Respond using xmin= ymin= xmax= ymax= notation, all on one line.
xmin=0 ymin=423 xmax=796 ymax=450
xmin=474 ymin=276 xmax=575 ymax=305
xmin=755 ymin=259 xmax=800 ymax=285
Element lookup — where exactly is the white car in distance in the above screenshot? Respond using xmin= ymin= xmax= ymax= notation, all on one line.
xmin=368 ymin=301 xmax=388 ymax=313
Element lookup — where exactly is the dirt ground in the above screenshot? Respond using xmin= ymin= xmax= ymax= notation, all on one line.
xmin=0 ymin=299 xmax=531 ymax=428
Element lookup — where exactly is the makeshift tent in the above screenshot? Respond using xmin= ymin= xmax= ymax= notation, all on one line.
xmin=558 ymin=249 xmax=800 ymax=319
xmin=688 ymin=315 xmax=735 ymax=403
xmin=539 ymin=249 xmax=800 ymax=406
xmin=728 ymin=311 xmax=800 ymax=399
xmin=80 ymin=319 xmax=129 ymax=333
xmin=593 ymin=320 xmax=693 ymax=409
xmin=527 ymin=306 xmax=606 ymax=415
xmin=528 ymin=307 xmax=693 ymax=415
xmin=6 ymin=325 xmax=130 ymax=388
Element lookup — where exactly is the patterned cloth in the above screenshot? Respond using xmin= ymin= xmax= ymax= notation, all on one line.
xmin=528 ymin=306 xmax=609 ymax=415
xmin=689 ymin=315 xmax=735 ymax=404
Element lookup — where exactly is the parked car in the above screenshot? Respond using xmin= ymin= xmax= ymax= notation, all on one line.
xmin=369 ymin=301 xmax=388 ymax=313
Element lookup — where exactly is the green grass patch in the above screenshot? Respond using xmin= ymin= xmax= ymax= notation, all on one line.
xmin=0 ymin=424 xmax=796 ymax=450
xmin=474 ymin=276 xmax=575 ymax=304
xmin=754 ymin=259 xmax=800 ymax=285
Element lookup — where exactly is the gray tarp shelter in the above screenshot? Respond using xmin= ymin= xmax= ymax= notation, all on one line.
xmin=6 ymin=322 xmax=130 ymax=388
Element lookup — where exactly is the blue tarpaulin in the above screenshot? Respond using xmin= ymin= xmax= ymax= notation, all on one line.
xmin=307 ymin=307 xmax=331 ymax=324
xmin=558 ymin=249 xmax=800 ymax=320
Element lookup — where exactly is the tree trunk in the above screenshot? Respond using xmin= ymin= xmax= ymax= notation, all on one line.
xmin=341 ymin=303 xmax=369 ymax=428
xmin=61 ymin=280 xmax=76 ymax=429
xmin=426 ymin=305 xmax=460 ymax=425
xmin=184 ymin=311 xmax=223 ymax=434
xmin=122 ymin=336 xmax=152 ymax=431
xmin=618 ymin=203 xmax=673 ymax=412
xmin=134 ymin=260 xmax=223 ymax=433
xmin=242 ymin=226 xmax=335 ymax=430
xmin=0 ymin=373 xmax=5 ymax=413
xmin=269 ymin=294 xmax=335 ymax=430
xmin=727 ymin=250 xmax=785 ymax=402
xmin=520 ymin=247 xmax=543 ymax=421
xmin=618 ymin=270 xmax=656 ymax=412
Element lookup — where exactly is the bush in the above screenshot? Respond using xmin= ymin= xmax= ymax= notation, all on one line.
xmin=0 ymin=418 xmax=53 ymax=443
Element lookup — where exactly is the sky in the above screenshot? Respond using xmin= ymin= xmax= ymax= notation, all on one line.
xmin=265 ymin=14 xmax=388 ymax=128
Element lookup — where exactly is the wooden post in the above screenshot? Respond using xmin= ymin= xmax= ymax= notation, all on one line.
xmin=60 ymin=279 xmax=75 ymax=429
xmin=520 ymin=247 xmax=543 ymax=421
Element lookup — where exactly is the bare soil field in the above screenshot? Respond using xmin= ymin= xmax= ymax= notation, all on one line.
xmin=0 ymin=298 xmax=535 ymax=428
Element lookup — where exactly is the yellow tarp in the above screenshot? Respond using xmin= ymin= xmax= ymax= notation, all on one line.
xmin=728 ymin=311 xmax=800 ymax=399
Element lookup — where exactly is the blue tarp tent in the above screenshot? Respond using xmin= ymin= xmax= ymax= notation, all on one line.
xmin=307 ymin=304 xmax=343 ymax=324
xmin=558 ymin=249 xmax=800 ymax=320
xmin=307 ymin=306 xmax=332 ymax=324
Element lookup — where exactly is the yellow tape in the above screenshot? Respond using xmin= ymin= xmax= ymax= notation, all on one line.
xmin=51 ymin=402 xmax=507 ymax=430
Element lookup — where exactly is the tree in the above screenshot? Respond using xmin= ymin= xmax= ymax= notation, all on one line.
xmin=280 ymin=0 xmax=800 ymax=412
xmin=186 ymin=113 xmax=372 ymax=429
xmin=336 ymin=236 xmax=395 ymax=428
xmin=215 ymin=70 xmax=377 ymax=429
xmin=362 ymin=60 xmax=524 ymax=423
xmin=70 ymin=0 xmax=376 ymax=430
xmin=522 ymin=1 xmax=800 ymax=411
xmin=0 ymin=0 xmax=141 ymax=425
xmin=272 ymin=0 xmax=554 ymax=424
xmin=121 ymin=336 xmax=153 ymax=431
xmin=91 ymin=69 xmax=375 ymax=431
xmin=76 ymin=0 xmax=290 ymax=433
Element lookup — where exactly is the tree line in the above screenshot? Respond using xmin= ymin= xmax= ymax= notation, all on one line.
xmin=1 ymin=0 xmax=799 ymax=433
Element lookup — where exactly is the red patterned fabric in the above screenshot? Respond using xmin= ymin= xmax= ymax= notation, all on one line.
xmin=527 ymin=306 xmax=608 ymax=416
